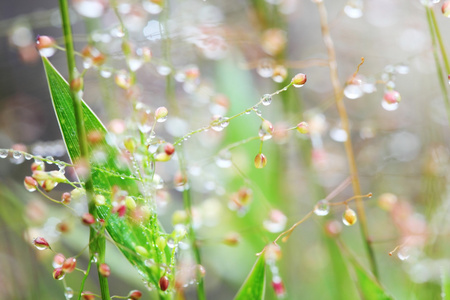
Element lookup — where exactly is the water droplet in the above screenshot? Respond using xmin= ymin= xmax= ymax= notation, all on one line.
xmin=143 ymin=1 xmax=163 ymax=14
xmin=245 ymin=110 xmax=251 ymax=115
xmin=257 ymin=58 xmax=275 ymax=78
xmin=46 ymin=156 xmax=54 ymax=163
xmin=25 ymin=153 xmax=33 ymax=160
xmin=254 ymin=109 xmax=262 ymax=116
xmin=144 ymin=258 xmax=155 ymax=267
xmin=100 ymin=67 xmax=113 ymax=78
xmin=13 ymin=151 xmax=22 ymax=160
xmin=157 ymin=64 xmax=171 ymax=76
xmin=211 ymin=116 xmax=224 ymax=131
xmin=344 ymin=0 xmax=363 ymax=18
xmin=73 ymin=0 xmax=107 ymax=18
xmin=361 ymin=82 xmax=376 ymax=93
xmin=220 ymin=117 xmax=229 ymax=128
xmin=0 ymin=149 xmax=9 ymax=158
xmin=314 ymin=199 xmax=330 ymax=216
xmin=215 ymin=150 xmax=232 ymax=168
xmin=167 ymin=238 xmax=176 ymax=248
xmin=330 ymin=127 xmax=348 ymax=142
xmin=395 ymin=64 xmax=410 ymax=74
xmin=138 ymin=123 xmax=152 ymax=133
xmin=381 ymin=99 xmax=399 ymax=111
xmin=386 ymin=81 xmax=396 ymax=89
xmin=64 ymin=287 xmax=74 ymax=299
xmin=128 ymin=57 xmax=143 ymax=72
xmin=261 ymin=94 xmax=272 ymax=106
xmin=39 ymin=48 xmax=56 ymax=58
xmin=344 ymin=84 xmax=363 ymax=99
xmin=397 ymin=247 xmax=410 ymax=261
xmin=157 ymin=115 xmax=167 ymax=123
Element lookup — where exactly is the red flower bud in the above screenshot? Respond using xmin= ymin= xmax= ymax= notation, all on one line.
xmin=164 ymin=143 xmax=175 ymax=156
xmin=128 ymin=290 xmax=143 ymax=300
xmin=292 ymin=73 xmax=307 ymax=87
xmin=159 ymin=275 xmax=169 ymax=291
xmin=24 ymin=176 xmax=37 ymax=192
xmin=53 ymin=267 xmax=65 ymax=280
xmin=33 ymin=237 xmax=50 ymax=250
xmin=82 ymin=213 xmax=96 ymax=225
xmin=36 ymin=35 xmax=56 ymax=50
xmin=254 ymin=153 xmax=267 ymax=169
xmin=62 ymin=257 xmax=77 ymax=273
xmin=61 ymin=192 xmax=72 ymax=205
xmin=81 ymin=291 xmax=95 ymax=300
xmin=99 ymin=263 xmax=111 ymax=277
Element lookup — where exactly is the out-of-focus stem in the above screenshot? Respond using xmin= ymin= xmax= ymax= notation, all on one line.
xmin=58 ymin=0 xmax=109 ymax=298
xmin=315 ymin=0 xmax=378 ymax=279
xmin=176 ymin=145 xmax=206 ymax=300
xmin=429 ymin=8 xmax=450 ymax=74
xmin=426 ymin=7 xmax=450 ymax=126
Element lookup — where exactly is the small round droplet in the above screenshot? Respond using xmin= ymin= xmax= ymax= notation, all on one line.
xmin=157 ymin=64 xmax=172 ymax=76
xmin=344 ymin=84 xmax=363 ymax=99
xmin=397 ymin=247 xmax=410 ymax=261
xmin=220 ymin=117 xmax=229 ymax=128
xmin=257 ymin=58 xmax=275 ymax=78
xmin=314 ymin=199 xmax=330 ymax=216
xmin=344 ymin=0 xmax=363 ymax=18
xmin=381 ymin=100 xmax=399 ymax=111
xmin=25 ymin=153 xmax=33 ymax=160
xmin=167 ymin=238 xmax=176 ymax=248
xmin=215 ymin=150 xmax=232 ymax=168
xmin=13 ymin=151 xmax=23 ymax=160
xmin=0 ymin=149 xmax=9 ymax=158
xmin=64 ymin=287 xmax=74 ymax=299
xmin=261 ymin=94 xmax=272 ymax=106
xmin=46 ymin=156 xmax=54 ymax=164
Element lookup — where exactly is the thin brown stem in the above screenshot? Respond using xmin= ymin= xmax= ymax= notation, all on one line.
xmin=315 ymin=0 xmax=378 ymax=279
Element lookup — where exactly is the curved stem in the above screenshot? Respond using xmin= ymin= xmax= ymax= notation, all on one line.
xmin=315 ymin=0 xmax=378 ymax=279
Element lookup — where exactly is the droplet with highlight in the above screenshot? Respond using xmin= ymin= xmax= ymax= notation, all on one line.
xmin=314 ymin=199 xmax=330 ymax=216
xmin=344 ymin=0 xmax=363 ymax=18
xmin=344 ymin=84 xmax=363 ymax=99
xmin=261 ymin=94 xmax=272 ymax=106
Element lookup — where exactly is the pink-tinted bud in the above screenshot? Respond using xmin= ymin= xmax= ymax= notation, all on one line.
xmin=24 ymin=176 xmax=38 ymax=192
xmin=261 ymin=120 xmax=274 ymax=135
xmin=128 ymin=290 xmax=143 ymax=300
xmin=155 ymin=107 xmax=168 ymax=122
xmin=33 ymin=236 xmax=50 ymax=250
xmin=53 ymin=253 xmax=66 ymax=268
xmin=62 ymin=257 xmax=77 ymax=273
xmin=272 ymin=65 xmax=287 ymax=83
xmin=31 ymin=161 xmax=45 ymax=172
xmin=164 ymin=143 xmax=175 ymax=156
xmin=117 ymin=204 xmax=126 ymax=217
xmin=159 ymin=275 xmax=170 ymax=291
xmin=42 ymin=179 xmax=58 ymax=192
xmin=383 ymin=90 xmax=401 ymax=104
xmin=378 ymin=193 xmax=398 ymax=211
xmin=265 ymin=243 xmax=282 ymax=262
xmin=324 ymin=220 xmax=342 ymax=237
xmin=57 ymin=221 xmax=71 ymax=233
xmin=442 ymin=1 xmax=450 ymax=17
xmin=36 ymin=35 xmax=56 ymax=50
xmin=292 ymin=73 xmax=307 ymax=87
xmin=261 ymin=28 xmax=286 ymax=56
xmin=254 ymin=153 xmax=267 ymax=169
xmin=53 ymin=267 xmax=65 ymax=280
xmin=87 ymin=130 xmax=104 ymax=144
xmin=296 ymin=121 xmax=309 ymax=134
xmin=115 ymin=70 xmax=133 ymax=89
xmin=223 ymin=232 xmax=241 ymax=246
xmin=81 ymin=291 xmax=95 ymax=300
xmin=70 ymin=77 xmax=84 ymax=92
xmin=61 ymin=192 xmax=72 ymax=205
xmin=82 ymin=213 xmax=96 ymax=225
xmin=81 ymin=45 xmax=106 ymax=66
xmin=99 ymin=263 xmax=111 ymax=277
xmin=272 ymin=276 xmax=286 ymax=297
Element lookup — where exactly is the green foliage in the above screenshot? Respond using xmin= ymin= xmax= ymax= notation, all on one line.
xmin=234 ymin=254 xmax=266 ymax=300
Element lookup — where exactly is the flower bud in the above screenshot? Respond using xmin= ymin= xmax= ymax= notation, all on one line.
xmin=99 ymin=263 xmax=111 ymax=277
xmin=24 ymin=176 xmax=37 ymax=192
xmin=62 ymin=257 xmax=77 ymax=273
xmin=254 ymin=153 xmax=267 ymax=169
xmin=70 ymin=77 xmax=84 ymax=92
xmin=49 ymin=171 xmax=67 ymax=182
xmin=443 ymin=1 xmax=450 ymax=17
xmin=378 ymin=193 xmax=398 ymax=211
xmin=53 ymin=267 xmax=65 ymax=280
xmin=71 ymin=188 xmax=86 ymax=200
xmin=125 ymin=196 xmax=136 ymax=210
xmin=342 ymin=208 xmax=357 ymax=226
xmin=36 ymin=35 xmax=56 ymax=50
xmin=172 ymin=210 xmax=188 ymax=225
xmin=61 ymin=192 xmax=72 ymax=205
xmin=82 ymin=213 xmax=96 ymax=225
xmin=296 ymin=121 xmax=309 ymax=134
xmin=81 ymin=45 xmax=106 ymax=66
xmin=94 ymin=194 xmax=106 ymax=206
xmin=383 ymin=90 xmax=401 ymax=104
xmin=272 ymin=65 xmax=287 ymax=83
xmin=53 ymin=253 xmax=66 ymax=268
xmin=42 ymin=179 xmax=58 ymax=192
xmin=159 ymin=275 xmax=170 ymax=291
xmin=31 ymin=161 xmax=45 ymax=172
xmin=272 ymin=276 xmax=286 ymax=297
xmin=156 ymin=236 xmax=166 ymax=251
xmin=128 ymin=290 xmax=143 ymax=300
xmin=292 ymin=73 xmax=307 ymax=87
xmin=164 ymin=143 xmax=175 ymax=156
xmin=223 ymin=232 xmax=241 ymax=246
xmin=81 ymin=291 xmax=95 ymax=300
xmin=124 ymin=137 xmax=137 ymax=153
xmin=155 ymin=106 xmax=168 ymax=122
xmin=33 ymin=236 xmax=50 ymax=250
xmin=32 ymin=170 xmax=50 ymax=182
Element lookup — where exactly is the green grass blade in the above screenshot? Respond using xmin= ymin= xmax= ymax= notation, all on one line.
xmin=42 ymin=57 xmax=171 ymax=298
xmin=234 ymin=254 xmax=266 ymax=300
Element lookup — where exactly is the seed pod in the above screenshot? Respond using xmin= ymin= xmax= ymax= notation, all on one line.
xmin=53 ymin=267 xmax=65 ymax=280
xmin=62 ymin=257 xmax=77 ymax=273
xmin=254 ymin=153 xmax=267 ymax=169
xmin=292 ymin=73 xmax=307 ymax=87
xmin=159 ymin=275 xmax=169 ymax=291
xmin=99 ymin=263 xmax=111 ymax=277
xmin=128 ymin=290 xmax=143 ymax=300
xmin=33 ymin=237 xmax=50 ymax=250
xmin=342 ymin=208 xmax=357 ymax=226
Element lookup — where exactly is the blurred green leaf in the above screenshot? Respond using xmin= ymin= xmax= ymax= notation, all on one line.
xmin=42 ymin=57 xmax=171 ymax=298
xmin=234 ymin=254 xmax=266 ymax=300
xmin=343 ymin=244 xmax=394 ymax=300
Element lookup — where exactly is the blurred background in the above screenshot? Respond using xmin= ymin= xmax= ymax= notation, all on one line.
xmin=1 ymin=0 xmax=450 ymax=299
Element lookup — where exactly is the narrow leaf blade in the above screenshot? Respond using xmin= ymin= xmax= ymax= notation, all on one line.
xmin=234 ymin=254 xmax=266 ymax=300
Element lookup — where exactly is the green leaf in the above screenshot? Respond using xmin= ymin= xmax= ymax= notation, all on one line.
xmin=344 ymin=246 xmax=394 ymax=300
xmin=42 ymin=57 xmax=171 ymax=298
xmin=234 ymin=254 xmax=266 ymax=300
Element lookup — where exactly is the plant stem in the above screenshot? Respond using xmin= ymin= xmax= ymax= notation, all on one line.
xmin=176 ymin=145 xmax=206 ymax=300
xmin=315 ymin=0 xmax=378 ymax=279
xmin=58 ymin=0 xmax=110 ymax=298
xmin=426 ymin=6 xmax=450 ymax=126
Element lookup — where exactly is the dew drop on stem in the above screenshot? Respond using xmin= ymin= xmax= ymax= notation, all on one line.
xmin=0 ymin=149 xmax=9 ymax=158
xmin=64 ymin=287 xmax=74 ymax=299
xmin=261 ymin=94 xmax=272 ymax=106
xmin=314 ymin=199 xmax=330 ymax=216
